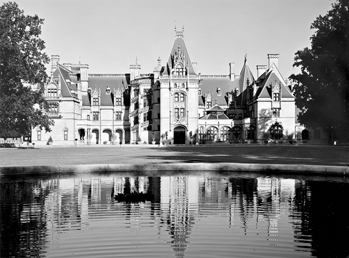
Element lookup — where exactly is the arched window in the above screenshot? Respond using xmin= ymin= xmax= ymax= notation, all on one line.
xmin=247 ymin=126 xmax=255 ymax=140
xmin=221 ymin=127 xmax=230 ymax=142
xmin=64 ymin=129 xmax=68 ymax=141
xmin=207 ymin=127 xmax=218 ymax=142
xmin=174 ymin=93 xmax=179 ymax=102
xmin=180 ymin=93 xmax=185 ymax=102
xmin=269 ymin=123 xmax=283 ymax=139
xmin=174 ymin=83 xmax=178 ymax=88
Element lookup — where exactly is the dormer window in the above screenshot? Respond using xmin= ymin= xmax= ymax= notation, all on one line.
xmin=116 ymin=97 xmax=122 ymax=106
xmin=217 ymin=88 xmax=221 ymax=96
xmin=106 ymin=86 xmax=111 ymax=95
xmin=93 ymin=97 xmax=99 ymax=106
xmin=175 ymin=64 xmax=184 ymax=76
xmin=198 ymin=89 xmax=202 ymax=96
xmin=273 ymin=93 xmax=280 ymax=101
xmin=207 ymin=101 xmax=212 ymax=109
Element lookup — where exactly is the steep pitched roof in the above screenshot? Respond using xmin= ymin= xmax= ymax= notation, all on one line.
xmin=200 ymin=113 xmax=229 ymax=120
xmin=87 ymin=74 xmax=130 ymax=107
xmin=199 ymin=76 xmax=238 ymax=106
xmin=255 ymin=65 xmax=294 ymax=100
xmin=165 ymin=30 xmax=196 ymax=76
xmin=54 ymin=65 xmax=72 ymax=98
xmin=238 ymin=59 xmax=255 ymax=105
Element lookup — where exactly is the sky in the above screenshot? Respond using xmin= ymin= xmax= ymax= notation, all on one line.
xmin=2 ymin=0 xmax=336 ymax=78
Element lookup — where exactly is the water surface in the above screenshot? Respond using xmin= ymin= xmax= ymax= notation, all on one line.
xmin=1 ymin=172 xmax=349 ymax=257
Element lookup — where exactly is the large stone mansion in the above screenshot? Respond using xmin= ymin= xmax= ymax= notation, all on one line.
xmin=31 ymin=29 xmax=323 ymax=146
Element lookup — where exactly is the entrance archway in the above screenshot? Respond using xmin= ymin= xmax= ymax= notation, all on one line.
xmin=78 ymin=129 xmax=85 ymax=142
xmin=102 ymin=129 xmax=112 ymax=144
xmin=302 ymin=129 xmax=309 ymax=140
xmin=92 ymin=129 xmax=99 ymax=144
xmin=174 ymin=126 xmax=186 ymax=144
xmin=115 ymin=129 xmax=123 ymax=144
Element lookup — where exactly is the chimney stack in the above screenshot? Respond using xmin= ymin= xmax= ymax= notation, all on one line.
xmin=51 ymin=55 xmax=60 ymax=76
xmin=267 ymin=54 xmax=279 ymax=69
xmin=229 ymin=62 xmax=235 ymax=81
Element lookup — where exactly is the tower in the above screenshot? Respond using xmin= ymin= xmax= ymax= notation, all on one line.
xmin=158 ymin=27 xmax=199 ymax=145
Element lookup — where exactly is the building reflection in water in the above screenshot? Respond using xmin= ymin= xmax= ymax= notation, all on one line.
xmin=1 ymin=174 xmax=349 ymax=258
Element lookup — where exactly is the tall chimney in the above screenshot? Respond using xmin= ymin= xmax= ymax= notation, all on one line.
xmin=256 ymin=65 xmax=267 ymax=78
xmin=51 ymin=55 xmax=60 ymax=76
xmin=229 ymin=62 xmax=235 ymax=81
xmin=267 ymin=54 xmax=279 ymax=69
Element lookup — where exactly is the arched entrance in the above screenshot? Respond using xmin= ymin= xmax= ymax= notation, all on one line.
xmin=232 ymin=126 xmax=241 ymax=141
xmin=302 ymin=129 xmax=309 ymax=140
xmin=174 ymin=126 xmax=186 ymax=144
xmin=102 ymin=129 xmax=112 ymax=144
xmin=115 ymin=129 xmax=123 ymax=144
xmin=78 ymin=129 xmax=85 ymax=142
xmin=207 ymin=126 xmax=218 ymax=143
xmin=220 ymin=126 xmax=230 ymax=142
xmin=92 ymin=129 xmax=99 ymax=144
xmin=269 ymin=122 xmax=283 ymax=140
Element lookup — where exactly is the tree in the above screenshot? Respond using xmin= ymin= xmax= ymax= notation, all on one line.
xmin=0 ymin=2 xmax=53 ymax=138
xmin=290 ymin=0 xmax=349 ymax=141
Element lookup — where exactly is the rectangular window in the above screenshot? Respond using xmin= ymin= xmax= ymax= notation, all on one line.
xmin=175 ymin=108 xmax=179 ymax=119
xmin=143 ymin=113 xmax=147 ymax=122
xmin=180 ymin=108 xmax=185 ymax=118
xmin=87 ymin=115 xmax=90 ymax=120
xmin=116 ymin=98 xmax=122 ymax=106
xmin=37 ymin=131 xmax=41 ymax=141
xmin=273 ymin=93 xmax=280 ymax=101
xmin=93 ymin=111 xmax=99 ymax=121
xmin=115 ymin=111 xmax=122 ymax=121
xmin=93 ymin=98 xmax=99 ymax=106
xmin=207 ymin=101 xmax=212 ymax=109
xmin=64 ymin=130 xmax=68 ymax=141
xmin=143 ymin=99 xmax=147 ymax=108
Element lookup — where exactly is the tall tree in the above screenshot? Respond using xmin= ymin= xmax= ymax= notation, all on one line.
xmin=0 ymin=2 xmax=53 ymax=138
xmin=290 ymin=0 xmax=349 ymax=141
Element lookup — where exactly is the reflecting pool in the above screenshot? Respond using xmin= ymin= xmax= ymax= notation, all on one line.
xmin=1 ymin=172 xmax=349 ymax=258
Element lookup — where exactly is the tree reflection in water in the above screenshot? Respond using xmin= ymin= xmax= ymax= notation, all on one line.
xmin=1 ymin=175 xmax=349 ymax=258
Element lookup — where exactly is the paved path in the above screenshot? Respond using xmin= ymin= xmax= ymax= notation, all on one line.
xmin=0 ymin=144 xmax=348 ymax=167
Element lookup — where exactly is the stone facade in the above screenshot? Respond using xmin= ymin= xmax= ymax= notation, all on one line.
xmin=32 ymin=29 xmax=320 ymax=146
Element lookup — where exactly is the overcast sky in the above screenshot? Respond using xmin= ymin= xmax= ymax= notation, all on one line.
xmin=3 ymin=0 xmax=335 ymax=78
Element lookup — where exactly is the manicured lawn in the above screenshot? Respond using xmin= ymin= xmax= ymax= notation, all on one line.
xmin=0 ymin=145 xmax=348 ymax=167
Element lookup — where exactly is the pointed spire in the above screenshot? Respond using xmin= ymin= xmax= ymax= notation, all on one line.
xmin=175 ymin=25 xmax=184 ymax=38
